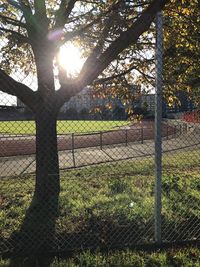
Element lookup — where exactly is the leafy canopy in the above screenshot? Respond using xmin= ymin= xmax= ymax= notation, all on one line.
xmin=0 ymin=0 xmax=168 ymax=111
xmin=163 ymin=0 xmax=200 ymax=106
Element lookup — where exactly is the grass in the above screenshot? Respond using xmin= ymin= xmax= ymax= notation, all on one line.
xmin=0 ymin=149 xmax=200 ymax=265
xmin=1 ymin=149 xmax=200 ymax=239
xmin=0 ymin=247 xmax=200 ymax=266
xmin=46 ymin=247 xmax=200 ymax=267
xmin=0 ymin=120 xmax=128 ymax=134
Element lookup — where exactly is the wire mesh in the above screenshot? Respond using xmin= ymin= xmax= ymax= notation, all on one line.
xmin=0 ymin=3 xmax=199 ymax=260
xmin=1 ymin=90 xmax=199 ymax=256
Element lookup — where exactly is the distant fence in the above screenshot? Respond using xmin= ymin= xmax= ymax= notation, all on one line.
xmin=0 ymin=123 xmax=184 ymax=157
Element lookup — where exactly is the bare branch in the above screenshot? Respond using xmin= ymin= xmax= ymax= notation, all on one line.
xmin=19 ymin=0 xmax=32 ymax=14
xmin=7 ymin=0 xmax=34 ymax=34
xmin=0 ymin=69 xmax=39 ymax=112
xmin=0 ymin=27 xmax=29 ymax=43
xmin=60 ymin=2 xmax=123 ymax=45
xmin=0 ymin=14 xmax=26 ymax=28
xmin=61 ymin=13 xmax=106 ymax=44
xmin=135 ymin=68 xmax=155 ymax=81
xmin=65 ymin=8 xmax=96 ymax=24
xmin=7 ymin=0 xmax=23 ymax=11
xmin=78 ymin=0 xmax=168 ymax=86
xmin=94 ymin=65 xmax=140 ymax=84
xmin=8 ymin=0 xmax=32 ymax=17
xmin=55 ymin=0 xmax=77 ymax=29
xmin=95 ymin=63 xmax=154 ymax=84
xmin=84 ymin=4 xmax=121 ymax=66
xmin=63 ymin=22 xmax=98 ymax=42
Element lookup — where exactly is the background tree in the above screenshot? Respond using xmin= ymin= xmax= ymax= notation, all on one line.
xmin=0 ymin=0 xmax=168 ymax=265
xmin=97 ymin=0 xmax=200 ymax=110
xmin=163 ymin=0 xmax=200 ymax=108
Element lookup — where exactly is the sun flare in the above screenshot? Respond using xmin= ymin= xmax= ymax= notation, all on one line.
xmin=58 ymin=43 xmax=84 ymax=77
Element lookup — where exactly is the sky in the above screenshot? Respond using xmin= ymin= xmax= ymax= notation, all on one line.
xmin=0 ymin=72 xmax=37 ymax=106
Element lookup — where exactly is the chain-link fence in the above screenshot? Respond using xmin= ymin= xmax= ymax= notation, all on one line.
xmin=0 ymin=9 xmax=200 ymax=262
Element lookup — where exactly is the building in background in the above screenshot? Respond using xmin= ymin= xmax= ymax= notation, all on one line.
xmin=61 ymin=87 xmax=92 ymax=113
xmin=140 ymin=90 xmax=196 ymax=118
xmin=60 ymin=84 xmax=141 ymax=120
xmin=15 ymin=86 xmax=196 ymax=120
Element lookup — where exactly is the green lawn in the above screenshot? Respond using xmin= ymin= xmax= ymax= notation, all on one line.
xmin=0 ymin=120 xmax=128 ymax=134
xmin=0 ymin=149 xmax=200 ymax=254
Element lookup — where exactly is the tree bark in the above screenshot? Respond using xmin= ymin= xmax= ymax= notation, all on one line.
xmin=34 ymin=107 xmax=60 ymax=203
xmin=10 ymin=107 xmax=60 ymax=267
xmin=8 ymin=38 xmax=60 ymax=264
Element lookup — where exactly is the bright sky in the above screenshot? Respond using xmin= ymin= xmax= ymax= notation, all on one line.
xmin=58 ymin=43 xmax=85 ymax=77
xmin=0 ymin=72 xmax=37 ymax=106
xmin=0 ymin=42 xmax=85 ymax=106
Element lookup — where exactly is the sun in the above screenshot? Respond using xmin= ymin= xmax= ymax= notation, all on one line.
xmin=58 ymin=43 xmax=84 ymax=77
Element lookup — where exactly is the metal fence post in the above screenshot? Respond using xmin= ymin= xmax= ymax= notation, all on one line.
xmin=125 ymin=129 xmax=128 ymax=146
xmin=72 ymin=133 xmax=76 ymax=167
xmin=155 ymin=11 xmax=163 ymax=245
xmin=141 ymin=127 xmax=144 ymax=144
xmin=166 ymin=125 xmax=169 ymax=140
xmin=100 ymin=131 xmax=103 ymax=150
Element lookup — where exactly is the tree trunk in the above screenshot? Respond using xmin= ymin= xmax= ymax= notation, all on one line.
xmin=10 ymin=107 xmax=60 ymax=267
xmin=34 ymin=108 xmax=60 ymax=208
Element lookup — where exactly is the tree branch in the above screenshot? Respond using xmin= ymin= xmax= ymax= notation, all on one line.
xmin=0 ymin=27 xmax=29 ymax=43
xmin=95 ymin=62 xmax=154 ymax=84
xmin=19 ymin=0 xmax=32 ymax=14
xmin=78 ymin=0 xmax=168 ymax=86
xmin=7 ymin=0 xmax=34 ymax=35
xmin=55 ymin=0 xmax=77 ymax=29
xmin=7 ymin=0 xmax=23 ymax=11
xmin=7 ymin=0 xmax=32 ymax=17
xmin=0 ymin=14 xmax=26 ymax=28
xmin=94 ymin=65 xmax=141 ymax=84
xmin=59 ymin=2 xmax=123 ymax=45
xmin=83 ymin=4 xmax=121 ymax=66
xmin=61 ymin=13 xmax=106 ymax=44
xmin=33 ymin=0 xmax=48 ymax=33
xmin=0 ymin=69 xmax=39 ymax=112
xmin=34 ymin=0 xmax=46 ymax=17
xmin=56 ymin=0 xmax=168 ymax=107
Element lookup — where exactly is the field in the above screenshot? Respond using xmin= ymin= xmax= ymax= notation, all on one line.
xmin=0 ymin=120 xmax=128 ymax=134
xmin=1 ymin=149 xmax=200 ymax=253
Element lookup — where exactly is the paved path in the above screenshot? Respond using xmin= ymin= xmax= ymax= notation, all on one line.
xmin=0 ymin=128 xmax=199 ymax=178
